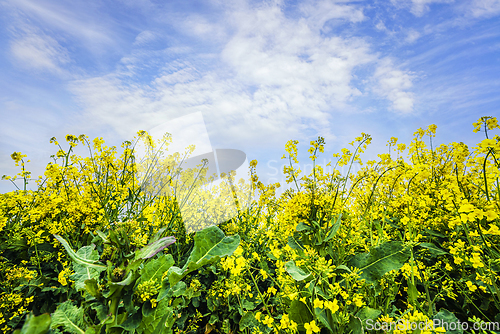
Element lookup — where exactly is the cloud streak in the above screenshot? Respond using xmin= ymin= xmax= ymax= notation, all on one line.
xmin=10 ymin=31 xmax=69 ymax=73
xmin=69 ymin=0 xmax=415 ymax=152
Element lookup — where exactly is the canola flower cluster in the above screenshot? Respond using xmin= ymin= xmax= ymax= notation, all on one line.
xmin=0 ymin=117 xmax=499 ymax=333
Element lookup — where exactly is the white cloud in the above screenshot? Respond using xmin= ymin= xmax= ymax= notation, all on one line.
xmin=405 ymin=29 xmax=421 ymax=43
xmin=10 ymin=32 xmax=69 ymax=73
xmin=373 ymin=59 xmax=415 ymax=113
xmin=392 ymin=0 xmax=455 ymax=17
xmin=5 ymin=0 xmax=117 ymax=52
xmin=69 ymin=0 xmax=415 ymax=151
xmin=178 ymin=14 xmax=229 ymax=42
xmin=133 ymin=30 xmax=157 ymax=46
xmin=375 ymin=20 xmax=388 ymax=32
xmin=298 ymin=0 xmax=366 ymax=30
xmin=468 ymin=0 xmax=500 ymax=18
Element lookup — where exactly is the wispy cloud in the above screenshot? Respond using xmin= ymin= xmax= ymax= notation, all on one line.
xmin=4 ymin=0 xmax=499 ymax=195
xmin=4 ymin=0 xmax=120 ymax=54
xmin=373 ymin=59 xmax=415 ymax=114
xmin=69 ymin=0 xmax=414 ymax=152
xmin=405 ymin=29 xmax=421 ymax=43
xmin=467 ymin=0 xmax=500 ymax=18
xmin=392 ymin=0 xmax=455 ymax=17
xmin=10 ymin=31 xmax=69 ymax=74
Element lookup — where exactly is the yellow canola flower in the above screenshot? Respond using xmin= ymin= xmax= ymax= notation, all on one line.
xmin=325 ymin=299 xmax=339 ymax=313
xmin=313 ymin=298 xmax=324 ymax=309
xmin=466 ymin=281 xmax=478 ymax=292
xmin=304 ymin=320 xmax=321 ymax=334
xmin=262 ymin=315 xmax=274 ymax=328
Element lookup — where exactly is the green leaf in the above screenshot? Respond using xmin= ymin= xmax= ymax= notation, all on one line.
xmin=135 ymin=236 xmax=176 ymax=260
xmin=324 ymin=213 xmax=342 ymax=242
xmin=422 ymin=229 xmax=447 ymax=238
xmin=347 ymin=316 xmax=364 ymax=334
xmin=433 ymin=309 xmax=463 ymax=334
xmin=296 ymin=222 xmax=313 ymax=232
xmin=334 ymin=265 xmax=351 ymax=273
xmin=407 ymin=281 xmax=419 ymax=303
xmin=89 ymin=303 xmax=108 ymax=322
xmin=51 ymin=301 xmax=86 ymax=334
xmin=242 ymin=300 xmax=255 ymax=310
xmin=287 ymin=235 xmax=305 ymax=253
xmin=95 ymin=230 xmax=108 ymax=243
xmin=84 ymin=279 xmax=100 ymax=298
xmin=171 ymin=281 xmax=187 ymax=297
xmin=419 ymin=243 xmax=448 ymax=256
xmin=348 ymin=241 xmax=410 ymax=283
xmin=70 ymin=245 xmax=106 ymax=292
xmin=356 ymin=307 xmax=382 ymax=323
xmin=168 ymin=226 xmax=240 ymax=286
xmin=288 ymin=300 xmax=313 ymax=328
xmin=137 ymin=299 xmax=173 ymax=334
xmin=315 ymin=308 xmax=333 ymax=333
xmin=137 ymin=254 xmax=174 ymax=287
xmin=239 ymin=312 xmax=259 ymax=331
xmin=113 ymin=311 xmax=142 ymax=330
xmin=285 ymin=260 xmax=311 ymax=281
xmin=17 ymin=313 xmax=51 ymax=334
xmin=54 ymin=235 xmax=106 ymax=270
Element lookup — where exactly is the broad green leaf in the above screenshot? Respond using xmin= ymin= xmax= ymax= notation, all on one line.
xmin=287 ymin=235 xmax=305 ymax=252
xmin=51 ymin=301 xmax=86 ymax=334
xmin=242 ymin=300 xmax=255 ymax=310
xmin=137 ymin=254 xmax=174 ymax=287
xmin=168 ymin=226 xmax=240 ymax=286
xmin=137 ymin=298 xmax=173 ymax=334
xmin=296 ymin=222 xmax=313 ymax=232
xmin=348 ymin=241 xmax=410 ymax=283
xmin=288 ymin=300 xmax=313 ymax=328
xmin=433 ymin=309 xmax=463 ymax=334
xmin=135 ymin=237 xmax=176 ymax=260
xmin=334 ymin=265 xmax=351 ymax=273
xmin=357 ymin=307 xmax=382 ymax=322
xmin=315 ymin=308 xmax=333 ymax=333
xmin=422 ymin=229 xmax=447 ymax=238
xmin=347 ymin=316 xmax=364 ymax=334
xmin=171 ymin=281 xmax=187 ymax=297
xmin=113 ymin=311 xmax=142 ymax=331
xmin=285 ymin=260 xmax=311 ymax=281
xmin=239 ymin=312 xmax=259 ymax=331
xmin=70 ymin=245 xmax=106 ymax=292
xmin=54 ymin=235 xmax=106 ymax=270
xmin=183 ymin=226 xmax=240 ymax=269
xmin=84 ymin=279 xmax=100 ymax=298
xmin=166 ymin=266 xmax=184 ymax=289
xmin=17 ymin=313 xmax=51 ymax=334
xmin=89 ymin=302 xmax=108 ymax=322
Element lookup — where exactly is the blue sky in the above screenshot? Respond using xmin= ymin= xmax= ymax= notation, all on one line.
xmin=1 ymin=0 xmax=499 ymax=194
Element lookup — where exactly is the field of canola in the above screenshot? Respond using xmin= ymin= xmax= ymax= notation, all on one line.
xmin=1 ymin=116 xmax=500 ymax=334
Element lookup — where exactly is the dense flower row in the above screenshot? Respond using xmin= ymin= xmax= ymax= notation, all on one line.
xmin=0 ymin=117 xmax=499 ymax=333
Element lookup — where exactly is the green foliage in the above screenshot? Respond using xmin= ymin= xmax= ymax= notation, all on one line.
xmin=348 ymin=241 xmax=411 ymax=283
xmin=13 ymin=313 xmax=51 ymax=334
